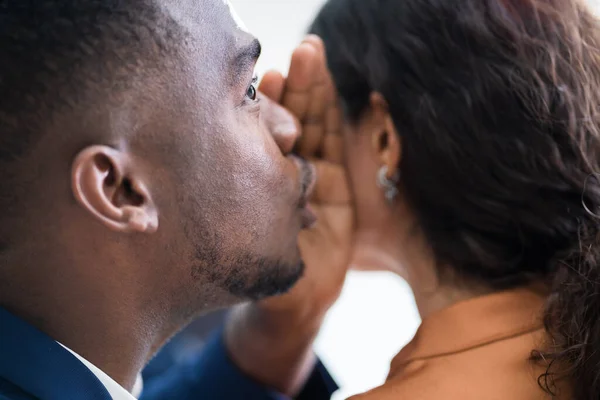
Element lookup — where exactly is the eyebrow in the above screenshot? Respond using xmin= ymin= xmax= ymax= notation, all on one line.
xmin=232 ymin=38 xmax=261 ymax=84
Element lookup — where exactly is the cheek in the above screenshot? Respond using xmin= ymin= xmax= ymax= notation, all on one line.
xmin=164 ymin=109 xmax=299 ymax=253
xmin=218 ymin=128 xmax=298 ymax=227
xmin=229 ymin=128 xmax=295 ymax=199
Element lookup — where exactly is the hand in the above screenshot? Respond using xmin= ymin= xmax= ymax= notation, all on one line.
xmin=225 ymin=36 xmax=353 ymax=396
xmin=260 ymin=35 xmax=352 ymax=318
xmin=261 ymin=42 xmax=392 ymax=276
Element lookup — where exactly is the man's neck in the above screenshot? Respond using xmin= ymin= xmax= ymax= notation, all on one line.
xmin=2 ymin=299 xmax=158 ymax=391
xmin=0 ymin=261 xmax=172 ymax=391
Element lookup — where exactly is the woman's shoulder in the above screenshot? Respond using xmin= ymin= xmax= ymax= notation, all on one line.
xmin=349 ymin=327 xmax=558 ymax=400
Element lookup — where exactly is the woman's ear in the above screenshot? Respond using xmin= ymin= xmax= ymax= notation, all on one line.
xmin=369 ymin=92 xmax=402 ymax=178
xmin=71 ymin=145 xmax=158 ymax=234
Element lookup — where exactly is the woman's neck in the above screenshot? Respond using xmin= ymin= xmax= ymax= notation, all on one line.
xmin=410 ymin=282 xmax=491 ymax=319
xmin=384 ymin=229 xmax=492 ymax=320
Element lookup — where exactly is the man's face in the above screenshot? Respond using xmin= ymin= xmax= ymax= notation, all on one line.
xmin=134 ymin=0 xmax=315 ymax=305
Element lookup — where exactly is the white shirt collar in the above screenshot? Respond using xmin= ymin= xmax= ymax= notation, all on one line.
xmin=57 ymin=342 xmax=143 ymax=400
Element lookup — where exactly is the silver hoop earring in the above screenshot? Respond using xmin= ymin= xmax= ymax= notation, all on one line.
xmin=377 ymin=166 xmax=400 ymax=203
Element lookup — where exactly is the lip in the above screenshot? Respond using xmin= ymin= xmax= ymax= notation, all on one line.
xmin=289 ymin=155 xmax=318 ymax=229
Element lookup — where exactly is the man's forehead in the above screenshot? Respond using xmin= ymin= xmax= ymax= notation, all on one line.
xmin=157 ymin=0 xmax=257 ymax=89
xmin=159 ymin=0 xmax=248 ymax=36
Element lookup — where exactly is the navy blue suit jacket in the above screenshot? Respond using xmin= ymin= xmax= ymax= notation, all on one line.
xmin=0 ymin=308 xmax=337 ymax=400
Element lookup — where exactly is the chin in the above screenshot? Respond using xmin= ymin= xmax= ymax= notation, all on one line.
xmin=245 ymin=260 xmax=305 ymax=301
xmin=222 ymin=256 xmax=303 ymax=301
xmin=207 ymin=243 xmax=305 ymax=301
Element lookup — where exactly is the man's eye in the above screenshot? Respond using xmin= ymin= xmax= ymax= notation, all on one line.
xmin=246 ymin=83 xmax=257 ymax=101
xmin=245 ymin=76 xmax=258 ymax=102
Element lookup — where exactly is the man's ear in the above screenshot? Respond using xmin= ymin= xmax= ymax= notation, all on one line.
xmin=369 ymin=92 xmax=402 ymax=178
xmin=71 ymin=145 xmax=158 ymax=233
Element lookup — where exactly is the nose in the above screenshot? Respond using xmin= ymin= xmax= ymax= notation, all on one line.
xmin=262 ymin=94 xmax=300 ymax=154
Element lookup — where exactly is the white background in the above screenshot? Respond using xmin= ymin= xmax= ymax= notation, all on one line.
xmin=229 ymin=1 xmax=600 ymax=398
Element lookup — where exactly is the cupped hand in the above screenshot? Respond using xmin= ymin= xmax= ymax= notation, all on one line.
xmin=258 ymin=35 xmax=353 ymax=320
xmin=225 ymin=37 xmax=354 ymax=396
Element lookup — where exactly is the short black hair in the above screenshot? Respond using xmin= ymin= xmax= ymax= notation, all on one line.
xmin=0 ymin=0 xmax=181 ymax=230
xmin=2 ymin=0 xmax=186 ymax=154
xmin=311 ymin=0 xmax=600 ymax=397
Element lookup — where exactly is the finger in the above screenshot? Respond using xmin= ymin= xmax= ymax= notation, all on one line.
xmin=322 ymin=101 xmax=344 ymax=163
xmin=309 ymin=35 xmax=344 ymax=164
xmin=287 ymin=41 xmax=319 ymax=90
xmin=282 ymin=43 xmax=319 ymax=121
xmin=322 ymin=133 xmax=344 ymax=164
xmin=298 ymin=121 xmax=325 ymax=158
xmin=259 ymin=70 xmax=285 ymax=103
xmin=310 ymin=160 xmax=351 ymax=205
xmin=297 ymin=42 xmax=330 ymax=157
xmin=303 ymin=35 xmax=325 ymax=55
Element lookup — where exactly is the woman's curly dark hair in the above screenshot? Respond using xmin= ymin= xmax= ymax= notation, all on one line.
xmin=311 ymin=0 xmax=600 ymax=397
xmin=539 ymin=214 xmax=600 ymax=397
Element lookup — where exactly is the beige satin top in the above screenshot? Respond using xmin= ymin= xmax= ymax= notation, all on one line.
xmin=351 ymin=288 xmax=565 ymax=399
